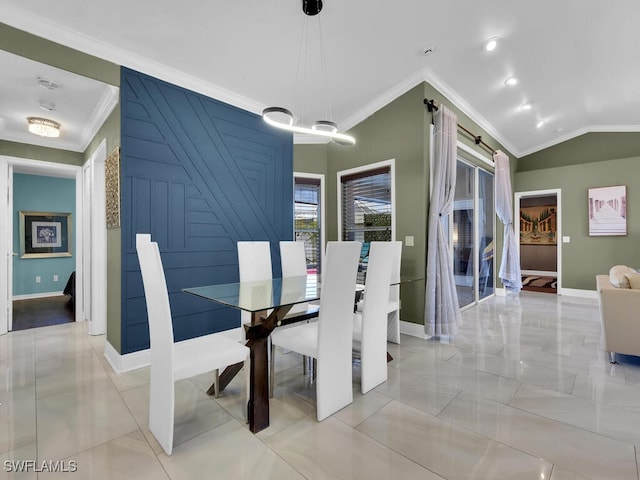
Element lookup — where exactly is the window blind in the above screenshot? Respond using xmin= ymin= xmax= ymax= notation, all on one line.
xmin=294 ymin=177 xmax=321 ymax=274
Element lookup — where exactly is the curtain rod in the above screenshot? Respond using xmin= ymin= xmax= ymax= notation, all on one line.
xmin=423 ymin=99 xmax=496 ymax=155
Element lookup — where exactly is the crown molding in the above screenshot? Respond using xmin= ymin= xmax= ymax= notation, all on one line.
xmin=590 ymin=124 xmax=640 ymax=133
xmin=422 ymin=68 xmax=520 ymax=158
xmin=0 ymin=2 xmax=265 ymax=116
xmin=78 ymin=85 xmax=119 ymax=152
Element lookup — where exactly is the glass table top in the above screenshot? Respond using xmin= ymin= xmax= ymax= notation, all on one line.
xmin=182 ymin=275 xmax=319 ymax=313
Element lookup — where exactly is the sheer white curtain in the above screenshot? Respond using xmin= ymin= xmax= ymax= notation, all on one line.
xmin=425 ymin=105 xmax=461 ymax=336
xmin=494 ymin=150 xmax=522 ymax=292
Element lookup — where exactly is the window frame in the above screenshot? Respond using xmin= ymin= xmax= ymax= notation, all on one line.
xmin=337 ymin=158 xmax=396 ymax=242
xmin=293 ymin=172 xmax=325 ymax=273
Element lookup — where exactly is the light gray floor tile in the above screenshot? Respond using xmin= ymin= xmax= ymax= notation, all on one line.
xmin=268 ymin=415 xmax=443 ymax=479
xmin=439 ymin=392 xmax=637 ymax=480
xmin=357 ymin=400 xmax=552 ymax=480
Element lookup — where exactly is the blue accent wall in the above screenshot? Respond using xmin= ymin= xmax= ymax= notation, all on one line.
xmin=120 ymin=68 xmax=293 ymax=354
xmin=13 ymin=173 xmax=76 ymax=296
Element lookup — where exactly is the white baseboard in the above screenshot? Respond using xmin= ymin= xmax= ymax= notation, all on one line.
xmin=13 ymin=291 xmax=64 ymax=300
xmin=399 ymin=320 xmax=429 ymax=339
xmin=104 ymin=341 xmax=150 ymax=374
xmin=559 ymin=288 xmax=598 ymax=299
xmin=495 ymin=288 xmax=507 ymax=296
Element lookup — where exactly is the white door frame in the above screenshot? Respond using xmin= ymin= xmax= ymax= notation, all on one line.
xmin=0 ymin=155 xmax=87 ymax=334
xmin=514 ymin=188 xmax=562 ymax=292
xmin=83 ymin=140 xmax=107 ymax=335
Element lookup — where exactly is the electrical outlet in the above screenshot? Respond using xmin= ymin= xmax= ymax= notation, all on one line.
xmin=53 ymin=275 xmax=59 ymax=282
xmin=35 ymin=276 xmax=41 ymax=283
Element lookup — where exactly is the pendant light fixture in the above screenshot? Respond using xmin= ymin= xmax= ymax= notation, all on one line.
xmin=262 ymin=0 xmax=355 ymax=146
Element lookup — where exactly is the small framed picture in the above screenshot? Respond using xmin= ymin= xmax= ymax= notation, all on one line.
xmin=19 ymin=211 xmax=72 ymax=258
xmin=588 ymin=185 xmax=627 ymax=236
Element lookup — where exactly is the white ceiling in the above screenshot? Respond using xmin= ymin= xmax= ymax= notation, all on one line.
xmin=0 ymin=50 xmax=118 ymax=152
xmin=1 ymin=0 xmax=639 ymax=157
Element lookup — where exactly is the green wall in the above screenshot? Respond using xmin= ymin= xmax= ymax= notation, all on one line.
xmin=515 ymin=154 xmax=640 ymax=290
xmin=294 ymin=82 xmax=512 ymax=326
xmin=324 ymin=85 xmax=426 ymax=325
xmin=0 ymin=141 xmax=83 ymax=165
xmin=518 ymin=132 xmax=640 ymax=172
xmin=294 ymin=144 xmax=328 ymax=175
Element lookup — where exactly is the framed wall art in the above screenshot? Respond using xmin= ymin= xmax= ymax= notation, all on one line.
xmin=588 ymin=185 xmax=627 ymax=236
xmin=19 ymin=211 xmax=72 ymax=258
xmin=519 ymin=205 xmax=557 ymax=245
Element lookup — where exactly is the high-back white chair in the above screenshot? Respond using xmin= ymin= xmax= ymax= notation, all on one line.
xmin=237 ymin=241 xmax=273 ymax=336
xmin=270 ymin=241 xmax=361 ymax=420
xmin=352 ymin=241 xmax=395 ymax=394
xmin=136 ymin=234 xmax=250 ymax=455
xmin=386 ymin=241 xmax=403 ymax=344
xmin=280 ymin=240 xmax=308 ymax=277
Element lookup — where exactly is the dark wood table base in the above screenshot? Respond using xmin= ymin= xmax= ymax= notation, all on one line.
xmin=209 ymin=305 xmax=393 ymax=433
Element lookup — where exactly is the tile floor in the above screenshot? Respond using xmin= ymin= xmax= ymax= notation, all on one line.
xmin=1 ymin=291 xmax=639 ymax=479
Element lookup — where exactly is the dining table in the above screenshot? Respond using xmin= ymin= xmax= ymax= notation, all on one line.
xmin=183 ymin=274 xmax=322 ymax=433
xmin=182 ymin=273 xmax=421 ymax=433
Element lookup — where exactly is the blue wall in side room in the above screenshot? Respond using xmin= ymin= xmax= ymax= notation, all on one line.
xmin=120 ymin=68 xmax=293 ymax=354
xmin=13 ymin=173 xmax=76 ymax=296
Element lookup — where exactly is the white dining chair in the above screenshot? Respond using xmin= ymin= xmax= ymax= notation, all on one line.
xmin=270 ymin=241 xmax=361 ymax=420
xmin=273 ymin=241 xmax=319 ymax=392
xmin=236 ymin=241 xmax=273 ymax=340
xmin=356 ymin=240 xmax=402 ymax=344
xmin=352 ymin=241 xmax=395 ymax=394
xmin=136 ymin=234 xmax=250 ymax=456
xmin=386 ymin=240 xmax=403 ymax=344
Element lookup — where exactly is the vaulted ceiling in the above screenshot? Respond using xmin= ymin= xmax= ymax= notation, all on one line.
xmin=1 ymin=0 xmax=639 ymax=157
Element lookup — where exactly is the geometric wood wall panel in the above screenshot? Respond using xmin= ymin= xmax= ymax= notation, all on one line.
xmin=120 ymin=68 xmax=293 ymax=354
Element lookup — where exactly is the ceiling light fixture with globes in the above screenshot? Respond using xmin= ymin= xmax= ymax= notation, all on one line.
xmin=261 ymin=0 xmax=355 ymax=146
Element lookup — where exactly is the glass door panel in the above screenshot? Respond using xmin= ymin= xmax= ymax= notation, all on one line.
xmin=453 ymin=161 xmax=475 ymax=308
xmin=478 ymin=169 xmax=495 ymax=300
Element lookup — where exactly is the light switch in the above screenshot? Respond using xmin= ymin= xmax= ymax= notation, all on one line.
xmin=562 ymin=236 xmax=570 ymax=243
xmin=405 ymin=236 xmax=414 ymax=247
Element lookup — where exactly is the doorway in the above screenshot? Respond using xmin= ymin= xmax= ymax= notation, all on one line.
xmin=11 ymin=171 xmax=78 ymax=330
xmin=1 ymin=151 xmax=107 ymax=335
xmin=515 ymin=189 xmax=562 ymax=294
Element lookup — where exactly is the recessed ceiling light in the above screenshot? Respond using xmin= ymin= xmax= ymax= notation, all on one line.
xmin=39 ymin=101 xmax=56 ymax=112
xmin=37 ymin=77 xmax=59 ymax=90
xmin=504 ymin=76 xmax=518 ymax=86
xmin=483 ymin=37 xmax=499 ymax=52
xmin=536 ymin=120 xmax=546 ymax=129
xmin=520 ymin=102 xmax=533 ymax=111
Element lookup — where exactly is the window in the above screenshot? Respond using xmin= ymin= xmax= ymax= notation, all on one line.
xmin=294 ymin=175 xmax=323 ymax=274
xmin=338 ymin=160 xmax=395 ymax=283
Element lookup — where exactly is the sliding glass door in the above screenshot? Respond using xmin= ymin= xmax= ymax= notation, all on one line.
xmin=451 ymin=158 xmax=494 ymax=307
